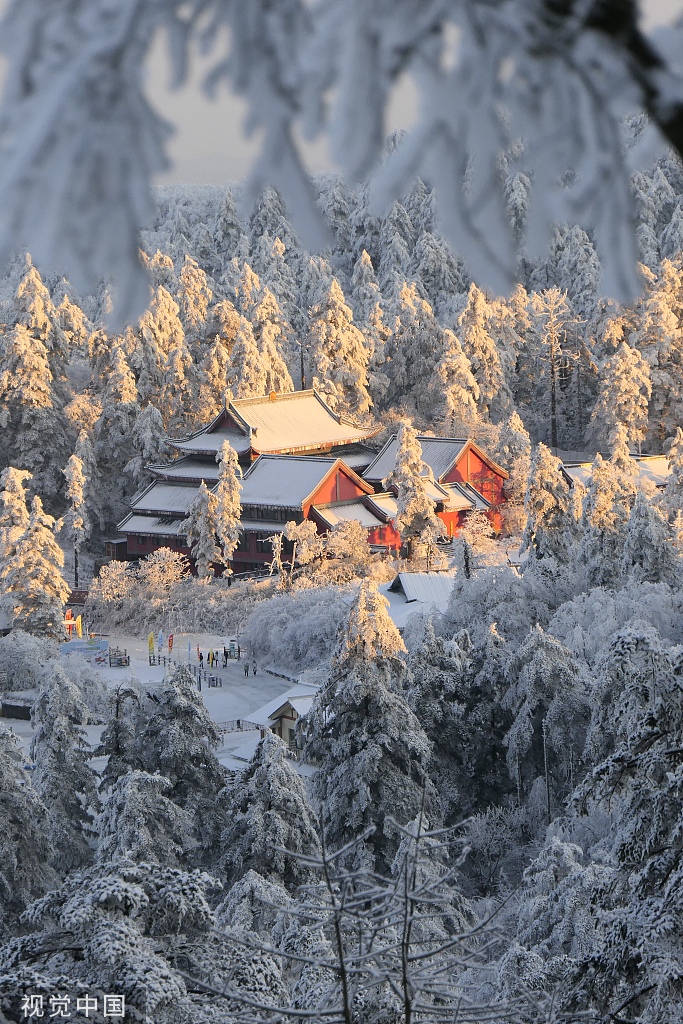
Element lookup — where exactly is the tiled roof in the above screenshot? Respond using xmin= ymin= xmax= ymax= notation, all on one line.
xmin=312 ymin=499 xmax=385 ymax=530
xmin=441 ymin=481 xmax=488 ymax=510
xmin=390 ymin=571 xmax=456 ymax=608
xmin=170 ymin=426 xmax=249 ymax=456
xmin=231 ymin=390 xmax=375 ymax=452
xmin=241 ymin=455 xmax=340 ymax=508
xmin=364 ymin=435 xmax=468 ymax=483
xmin=365 ymin=492 xmax=399 ymax=519
xmin=131 ymin=482 xmax=200 ymax=515
xmin=117 ymin=513 xmax=186 ymax=537
xmin=149 ymin=457 xmax=220 ymax=482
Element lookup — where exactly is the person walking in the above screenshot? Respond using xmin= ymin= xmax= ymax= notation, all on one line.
xmin=252 ymin=660 xmax=257 ymax=676
xmin=244 ymin=662 xmax=249 ymax=677
xmin=199 ymin=652 xmax=204 ymax=669
xmin=223 ymin=646 xmax=228 ymax=667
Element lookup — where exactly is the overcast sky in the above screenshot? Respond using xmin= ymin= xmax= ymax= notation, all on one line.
xmin=150 ymin=1 xmax=683 ymax=187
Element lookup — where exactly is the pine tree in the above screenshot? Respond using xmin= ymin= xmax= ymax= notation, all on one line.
xmin=458 ymin=283 xmax=513 ymax=423
xmin=31 ymin=664 xmax=99 ymax=870
xmin=215 ymin=440 xmax=242 ymax=570
xmin=522 ymin=443 xmax=577 ymax=565
xmin=3 ymin=496 xmax=70 ymax=635
xmin=384 ymin=282 xmax=446 ymax=414
xmin=218 ymin=733 xmax=320 ymax=889
xmin=177 ymin=254 xmax=212 ymax=350
xmin=495 ymin=412 xmax=532 ymax=532
xmin=61 ymin=452 xmax=89 ymax=588
xmin=134 ymin=285 xmax=186 ymax=404
xmin=227 ymin=316 xmax=267 ymax=398
xmin=528 ymin=288 xmax=573 ymax=449
xmin=0 ymin=466 xmax=31 ymax=567
xmin=249 ymin=186 xmax=298 ymax=252
xmin=409 ymin=231 xmax=465 ymax=317
xmin=141 ymin=248 xmax=176 ymax=289
xmin=309 ymin=279 xmax=371 ymax=420
xmin=0 ymin=322 xmax=68 ymax=495
xmin=97 ymin=770 xmax=195 ymax=867
xmin=664 ymin=426 xmax=683 ymax=516
xmin=0 ymin=723 xmax=54 ymax=926
xmin=157 ymin=338 xmax=199 ymax=432
xmin=251 ymin=287 xmax=295 ymax=394
xmin=621 ymin=491 xmax=679 ymax=586
xmin=427 ymin=328 xmax=479 ymax=432
xmin=124 ymin=403 xmax=170 ymax=489
xmin=303 ymin=580 xmax=435 ymax=871
xmin=213 ymin=188 xmax=246 ymax=261
xmin=13 ymin=259 xmax=70 ymax=399
xmin=183 ymin=480 xmax=220 ymax=579
xmin=587 ymin=341 xmax=651 ymax=452
xmin=384 ymin=422 xmax=444 ymax=564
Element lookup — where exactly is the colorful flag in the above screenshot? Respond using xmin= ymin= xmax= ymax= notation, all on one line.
xmin=75 ymin=615 xmax=83 ymax=639
xmin=158 ymin=630 xmax=164 ymax=652
xmin=168 ymin=634 xmax=174 ymax=653
xmin=148 ymin=632 xmax=155 ymax=655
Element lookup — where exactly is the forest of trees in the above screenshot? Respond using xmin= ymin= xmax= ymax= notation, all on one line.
xmin=3 ymin=120 xmax=683 ymax=1022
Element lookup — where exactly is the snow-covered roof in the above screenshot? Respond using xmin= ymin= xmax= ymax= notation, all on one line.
xmin=364 ymin=435 xmax=468 ymax=483
xmin=170 ymin=426 xmax=249 ymax=456
xmin=441 ymin=481 xmax=490 ymax=511
xmin=239 ymin=518 xmax=290 ymax=534
xmin=366 ymin=492 xmax=399 ymax=519
xmin=241 ymin=455 xmax=369 ymax=509
xmin=562 ymin=454 xmax=670 ymax=491
xmin=269 ymin=695 xmax=316 ymax=721
xmin=334 ymin=446 xmax=377 ymax=471
xmin=312 ymin=499 xmax=384 ymax=530
xmin=389 ymin=571 xmax=456 ymax=608
xmin=230 ymin=390 xmax=376 ymax=453
xmin=117 ymin=513 xmax=186 ymax=537
xmin=149 ymin=457 xmax=220 ymax=482
xmin=129 ymin=482 xmax=199 ymax=516
xmin=246 ymin=684 xmax=320 ymax=728
xmin=170 ymin=391 xmax=376 ymax=457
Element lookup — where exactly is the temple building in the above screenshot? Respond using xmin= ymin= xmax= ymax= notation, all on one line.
xmin=114 ymin=390 xmax=508 ymax=571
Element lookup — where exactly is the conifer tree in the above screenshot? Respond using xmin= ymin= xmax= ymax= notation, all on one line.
xmin=177 ymin=254 xmax=212 ymax=348
xmin=0 ymin=466 xmax=31 ymax=567
xmin=31 ymin=664 xmax=99 ymax=870
xmin=664 ymin=426 xmax=683 ymax=516
xmin=13 ymin=259 xmax=70 ymax=398
xmin=587 ymin=341 xmax=651 ymax=452
xmin=248 ymin=186 xmax=297 ymax=253
xmin=309 ymin=279 xmax=371 ymax=420
xmin=124 ymin=403 xmax=170 ymax=489
xmin=213 ymin=188 xmax=246 ymax=260
xmin=409 ymin=231 xmax=465 ymax=316
xmin=233 ymin=261 xmax=262 ymax=318
xmin=227 ymin=316 xmax=267 ymax=398
xmin=141 ymin=248 xmax=176 ymax=289
xmin=183 ymin=480 xmax=220 ymax=579
xmin=384 ymin=422 xmax=444 ymax=564
xmin=0 ymin=322 xmax=68 ymax=494
xmin=303 ymin=580 xmax=435 ymax=871
xmin=158 ymin=339 xmax=199 ymax=432
xmin=621 ymin=491 xmax=679 ymax=586
xmin=251 ymin=287 xmax=295 ymax=394
xmin=61 ymin=452 xmax=89 ymax=588
xmin=219 ymin=733 xmax=320 ymax=889
xmin=198 ymin=337 xmax=231 ymax=419
xmin=0 ymin=723 xmax=54 ymax=926
xmin=384 ymin=282 xmax=445 ymax=414
xmin=427 ymin=328 xmax=479 ymax=432
xmin=522 ymin=443 xmax=576 ymax=565
xmin=97 ymin=770 xmax=195 ymax=867
xmin=134 ymin=285 xmax=185 ymax=404
xmin=215 ymin=440 xmax=242 ymax=571
xmin=458 ymin=283 xmax=512 ymax=423
xmin=3 ymin=496 xmax=70 ymax=634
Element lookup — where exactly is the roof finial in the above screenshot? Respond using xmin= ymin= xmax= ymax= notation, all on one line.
xmin=269 ymin=390 xmax=277 ymax=401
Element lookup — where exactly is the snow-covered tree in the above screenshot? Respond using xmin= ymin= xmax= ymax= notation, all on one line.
xmin=0 ymin=322 xmax=68 ymax=495
xmin=663 ymin=426 xmax=683 ymax=517
xmin=303 ymin=580 xmax=435 ymax=871
xmin=384 ymin=422 xmax=444 ymax=564
xmin=218 ymin=733 xmax=320 ymax=889
xmin=139 ymin=664 xmax=226 ymax=861
xmin=324 ymin=519 xmax=370 ymax=563
xmin=97 ymin=770 xmax=195 ymax=868
xmin=0 ymin=723 xmax=54 ymax=926
xmin=384 ymin=282 xmax=445 ymax=414
xmin=3 ymin=496 xmax=70 ymax=635
xmin=309 ymin=278 xmax=371 ymax=420
xmin=214 ymin=440 xmax=242 ymax=570
xmin=183 ymin=480 xmax=220 ymax=579
xmin=427 ymin=328 xmax=479 ymax=433
xmin=134 ymin=285 xmax=186 ymax=404
xmin=587 ymin=341 xmax=652 ymax=452
xmin=157 ymin=336 xmax=198 ymax=432
xmin=176 ymin=254 xmax=212 ymax=348
xmin=495 ymin=411 xmax=532 ymax=533
xmin=124 ymin=402 xmax=170 ymax=488
xmin=227 ymin=315 xmax=267 ymax=398
xmin=60 ymin=451 xmax=89 ymax=587
xmin=137 ymin=548 xmax=191 ymax=596
xmin=502 ymin=626 xmax=590 ymax=813
xmin=458 ymin=283 xmax=512 ymax=423
xmin=621 ymin=491 xmax=679 ymax=587
xmin=0 ymin=466 xmax=30 ymax=567
xmin=30 ymin=663 xmax=99 ymax=869
xmin=522 ymin=443 xmax=576 ymax=566
xmin=251 ymin=287 xmax=295 ymax=395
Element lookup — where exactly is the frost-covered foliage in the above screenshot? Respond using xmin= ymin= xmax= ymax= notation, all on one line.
xmin=384 ymin=421 xmax=444 ymax=564
xmin=304 ymin=580 xmax=436 ymax=871
xmin=242 ymin=584 xmax=351 ymax=674
xmin=218 ymin=733 xmax=320 ymax=889
xmin=0 ymin=628 xmax=56 ymax=692
xmin=2 ymin=496 xmax=70 ymax=635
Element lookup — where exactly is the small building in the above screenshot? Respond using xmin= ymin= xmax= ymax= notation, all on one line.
xmin=380 ymin=570 xmax=456 ymax=629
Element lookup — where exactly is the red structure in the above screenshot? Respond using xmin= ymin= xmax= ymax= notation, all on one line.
xmin=116 ymin=393 xmax=508 ymax=571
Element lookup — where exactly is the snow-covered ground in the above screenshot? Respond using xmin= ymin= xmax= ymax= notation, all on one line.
xmin=6 ymin=631 xmax=304 ymax=770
